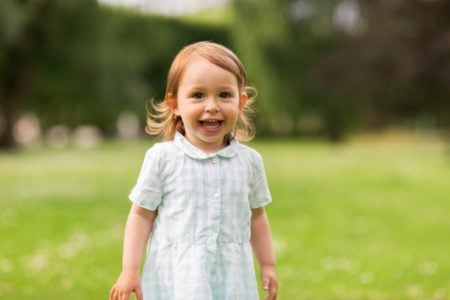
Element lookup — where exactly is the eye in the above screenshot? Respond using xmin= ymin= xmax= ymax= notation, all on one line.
xmin=191 ymin=92 xmax=204 ymax=99
xmin=219 ymin=91 xmax=232 ymax=98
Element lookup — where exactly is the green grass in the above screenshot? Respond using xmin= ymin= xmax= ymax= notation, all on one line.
xmin=1 ymin=138 xmax=449 ymax=299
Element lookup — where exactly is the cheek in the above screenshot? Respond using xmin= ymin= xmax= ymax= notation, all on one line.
xmin=178 ymin=104 xmax=202 ymax=118
xmin=226 ymin=105 xmax=241 ymax=116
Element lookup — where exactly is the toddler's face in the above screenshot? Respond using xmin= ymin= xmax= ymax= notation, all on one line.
xmin=172 ymin=57 xmax=246 ymax=153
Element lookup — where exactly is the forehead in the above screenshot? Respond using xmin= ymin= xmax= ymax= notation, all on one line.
xmin=179 ymin=57 xmax=239 ymax=87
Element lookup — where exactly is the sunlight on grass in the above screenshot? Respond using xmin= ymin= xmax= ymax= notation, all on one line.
xmin=1 ymin=138 xmax=449 ymax=299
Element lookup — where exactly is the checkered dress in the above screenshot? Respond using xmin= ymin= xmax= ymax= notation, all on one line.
xmin=129 ymin=132 xmax=272 ymax=300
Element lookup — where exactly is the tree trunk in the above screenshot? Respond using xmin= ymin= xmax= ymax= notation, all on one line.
xmin=0 ymin=0 xmax=49 ymax=149
xmin=0 ymin=35 xmax=34 ymax=149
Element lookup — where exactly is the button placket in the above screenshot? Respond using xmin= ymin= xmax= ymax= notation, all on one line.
xmin=208 ymin=156 xmax=221 ymax=244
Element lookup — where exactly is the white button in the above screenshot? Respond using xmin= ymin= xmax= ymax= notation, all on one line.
xmin=210 ymin=158 xmax=217 ymax=164
xmin=214 ymin=193 xmax=220 ymax=198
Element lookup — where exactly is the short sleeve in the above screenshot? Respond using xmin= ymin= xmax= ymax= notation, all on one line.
xmin=249 ymin=152 xmax=272 ymax=209
xmin=128 ymin=146 xmax=163 ymax=211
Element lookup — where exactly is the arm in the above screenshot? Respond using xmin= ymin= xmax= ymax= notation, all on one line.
xmin=110 ymin=204 xmax=156 ymax=300
xmin=251 ymin=207 xmax=278 ymax=300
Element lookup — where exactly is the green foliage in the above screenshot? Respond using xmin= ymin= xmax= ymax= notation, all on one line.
xmin=2 ymin=0 xmax=449 ymax=147
xmin=0 ymin=1 xmax=230 ymax=146
xmin=34 ymin=6 xmax=230 ymax=133
xmin=232 ymin=0 xmax=450 ymax=139
xmin=0 ymin=0 xmax=102 ymax=148
xmin=231 ymin=0 xmax=354 ymax=139
xmin=1 ymin=139 xmax=449 ymax=298
xmin=31 ymin=0 xmax=101 ymax=128
xmin=93 ymin=8 xmax=230 ymax=134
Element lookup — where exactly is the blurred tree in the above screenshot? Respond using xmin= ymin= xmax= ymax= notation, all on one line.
xmin=231 ymin=0 xmax=355 ymax=140
xmin=0 ymin=1 xmax=229 ymax=149
xmin=232 ymin=0 xmax=450 ymax=140
xmin=0 ymin=0 xmax=99 ymax=148
xmin=0 ymin=0 xmax=47 ymax=147
xmin=349 ymin=0 xmax=450 ymax=131
xmin=95 ymin=9 xmax=230 ymax=133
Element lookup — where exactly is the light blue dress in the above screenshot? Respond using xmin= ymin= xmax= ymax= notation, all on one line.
xmin=129 ymin=132 xmax=272 ymax=300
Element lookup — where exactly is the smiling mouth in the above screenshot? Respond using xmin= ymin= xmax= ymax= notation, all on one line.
xmin=198 ymin=119 xmax=224 ymax=129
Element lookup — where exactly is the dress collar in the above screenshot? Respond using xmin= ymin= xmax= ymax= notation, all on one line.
xmin=174 ymin=132 xmax=238 ymax=159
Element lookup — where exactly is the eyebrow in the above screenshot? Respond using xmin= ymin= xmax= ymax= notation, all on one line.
xmin=187 ymin=85 xmax=237 ymax=90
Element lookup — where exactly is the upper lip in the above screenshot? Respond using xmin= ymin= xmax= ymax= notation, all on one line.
xmin=198 ymin=119 xmax=224 ymax=122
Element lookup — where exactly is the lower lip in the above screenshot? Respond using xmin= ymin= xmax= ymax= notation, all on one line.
xmin=199 ymin=122 xmax=224 ymax=133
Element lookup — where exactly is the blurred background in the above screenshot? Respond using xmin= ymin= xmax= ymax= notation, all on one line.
xmin=1 ymin=0 xmax=449 ymax=299
xmin=1 ymin=0 xmax=449 ymax=147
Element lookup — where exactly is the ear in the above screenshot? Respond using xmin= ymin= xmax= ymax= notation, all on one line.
xmin=239 ymin=92 xmax=248 ymax=111
xmin=166 ymin=93 xmax=179 ymax=115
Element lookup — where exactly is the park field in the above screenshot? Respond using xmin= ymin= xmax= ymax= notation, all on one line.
xmin=0 ymin=137 xmax=449 ymax=299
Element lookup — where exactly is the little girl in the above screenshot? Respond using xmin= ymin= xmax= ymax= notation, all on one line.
xmin=110 ymin=41 xmax=277 ymax=300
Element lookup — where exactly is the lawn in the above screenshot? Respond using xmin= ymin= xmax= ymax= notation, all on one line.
xmin=0 ymin=138 xmax=449 ymax=299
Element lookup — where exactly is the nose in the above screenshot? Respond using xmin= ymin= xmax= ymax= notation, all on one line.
xmin=204 ymin=97 xmax=219 ymax=113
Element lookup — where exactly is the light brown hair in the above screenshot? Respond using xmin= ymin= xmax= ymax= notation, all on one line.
xmin=145 ymin=41 xmax=256 ymax=142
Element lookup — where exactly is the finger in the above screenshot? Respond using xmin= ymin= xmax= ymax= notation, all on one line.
xmin=109 ymin=289 xmax=114 ymax=300
xmin=269 ymin=279 xmax=278 ymax=299
xmin=109 ymin=287 xmax=118 ymax=300
xmin=264 ymin=292 xmax=274 ymax=300
xmin=265 ymin=291 xmax=276 ymax=300
xmin=262 ymin=278 xmax=270 ymax=291
xmin=135 ymin=285 xmax=144 ymax=300
xmin=120 ymin=290 xmax=130 ymax=300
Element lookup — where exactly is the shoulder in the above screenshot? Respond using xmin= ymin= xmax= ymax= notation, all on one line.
xmin=145 ymin=139 xmax=178 ymax=154
xmin=139 ymin=140 xmax=182 ymax=178
xmin=234 ymin=143 xmax=264 ymax=166
xmin=143 ymin=139 xmax=179 ymax=164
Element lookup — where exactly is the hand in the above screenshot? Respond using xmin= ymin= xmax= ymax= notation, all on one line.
xmin=261 ymin=266 xmax=277 ymax=300
xmin=109 ymin=271 xmax=143 ymax=300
